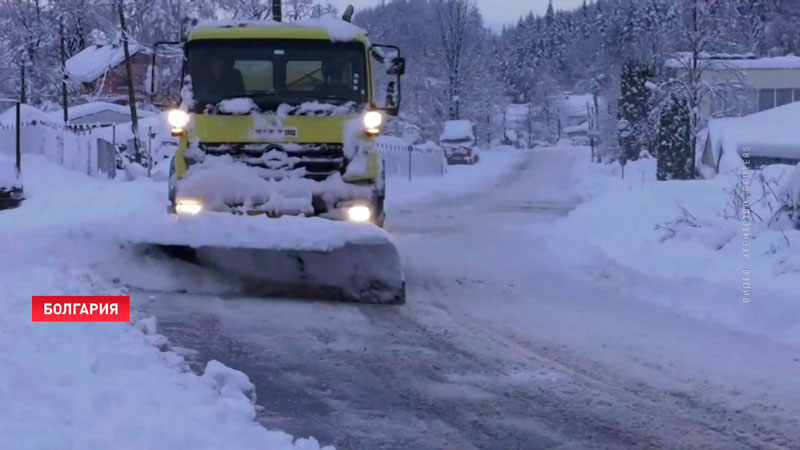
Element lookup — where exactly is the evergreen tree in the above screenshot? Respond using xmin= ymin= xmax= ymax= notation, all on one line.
xmin=618 ymin=60 xmax=652 ymax=160
xmin=656 ymin=96 xmax=693 ymax=181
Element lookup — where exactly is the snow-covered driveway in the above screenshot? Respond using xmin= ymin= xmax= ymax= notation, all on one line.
xmin=136 ymin=148 xmax=800 ymax=450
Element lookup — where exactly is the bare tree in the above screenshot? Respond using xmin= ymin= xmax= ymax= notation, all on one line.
xmin=434 ymin=0 xmax=471 ymax=120
xmin=658 ymin=0 xmax=743 ymax=178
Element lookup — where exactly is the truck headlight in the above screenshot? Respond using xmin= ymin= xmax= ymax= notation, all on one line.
xmin=363 ymin=111 xmax=382 ymax=133
xmin=168 ymin=109 xmax=190 ymax=133
xmin=347 ymin=205 xmax=372 ymax=222
xmin=175 ymin=199 xmax=203 ymax=215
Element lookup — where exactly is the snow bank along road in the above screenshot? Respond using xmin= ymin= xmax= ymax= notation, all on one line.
xmin=137 ymin=148 xmax=800 ymax=450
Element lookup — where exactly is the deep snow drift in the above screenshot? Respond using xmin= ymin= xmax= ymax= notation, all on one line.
xmin=553 ymin=145 xmax=800 ymax=345
xmin=0 ymin=156 xmax=336 ymax=450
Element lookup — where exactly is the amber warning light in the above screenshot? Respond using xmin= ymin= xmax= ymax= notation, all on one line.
xmin=32 ymin=296 xmax=131 ymax=322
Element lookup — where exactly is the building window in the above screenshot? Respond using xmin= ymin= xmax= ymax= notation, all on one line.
xmin=776 ymin=88 xmax=793 ymax=107
xmin=795 ymin=89 xmax=800 ymax=103
xmin=758 ymin=89 xmax=775 ymax=111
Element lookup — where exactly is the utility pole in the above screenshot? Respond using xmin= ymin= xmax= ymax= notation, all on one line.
xmin=486 ymin=113 xmax=491 ymax=146
xmin=118 ymin=0 xmax=141 ymax=163
xmin=19 ymin=50 xmax=27 ymax=104
xmin=527 ymin=104 xmax=532 ymax=149
xmin=60 ymin=16 xmax=69 ymax=124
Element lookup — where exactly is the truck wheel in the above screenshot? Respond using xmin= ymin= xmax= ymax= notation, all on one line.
xmin=374 ymin=196 xmax=386 ymax=228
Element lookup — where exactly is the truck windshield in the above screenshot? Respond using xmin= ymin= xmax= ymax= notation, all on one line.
xmin=187 ymin=39 xmax=368 ymax=112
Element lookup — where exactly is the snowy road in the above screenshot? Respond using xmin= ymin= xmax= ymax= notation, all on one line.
xmin=136 ymin=149 xmax=800 ymax=450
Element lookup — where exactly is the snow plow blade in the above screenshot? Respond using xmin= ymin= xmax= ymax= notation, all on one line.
xmin=123 ymin=214 xmax=405 ymax=304
xmin=186 ymin=241 xmax=405 ymax=304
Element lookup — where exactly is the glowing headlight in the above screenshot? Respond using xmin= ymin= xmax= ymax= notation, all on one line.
xmin=363 ymin=111 xmax=383 ymax=130
xmin=347 ymin=205 xmax=372 ymax=222
xmin=175 ymin=199 xmax=203 ymax=215
xmin=168 ymin=109 xmax=190 ymax=129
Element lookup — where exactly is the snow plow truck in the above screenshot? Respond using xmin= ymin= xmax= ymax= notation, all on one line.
xmin=148 ymin=3 xmax=407 ymax=304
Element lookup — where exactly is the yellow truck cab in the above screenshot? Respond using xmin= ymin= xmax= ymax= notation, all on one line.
xmin=157 ymin=16 xmax=405 ymax=227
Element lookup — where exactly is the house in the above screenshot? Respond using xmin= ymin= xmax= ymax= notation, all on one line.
xmin=66 ymin=44 xmax=152 ymax=104
xmin=665 ymin=53 xmax=800 ymax=118
xmin=558 ymin=93 xmax=606 ymax=145
xmin=698 ymin=101 xmax=800 ymax=177
xmin=47 ymin=101 xmax=154 ymax=126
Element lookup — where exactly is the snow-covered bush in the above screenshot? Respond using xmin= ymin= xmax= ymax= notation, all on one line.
xmin=772 ymin=164 xmax=800 ymax=229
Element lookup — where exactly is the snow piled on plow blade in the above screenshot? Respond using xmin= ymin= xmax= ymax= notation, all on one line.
xmin=117 ymin=213 xmax=405 ymax=304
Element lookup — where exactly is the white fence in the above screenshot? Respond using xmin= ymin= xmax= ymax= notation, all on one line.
xmin=0 ymin=124 xmax=446 ymax=183
xmin=0 ymin=123 xmax=118 ymax=178
xmin=375 ymin=138 xmax=446 ymax=180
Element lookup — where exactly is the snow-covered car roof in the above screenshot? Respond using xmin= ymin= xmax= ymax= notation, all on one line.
xmin=440 ymin=120 xmax=475 ymax=142
xmin=0 ymin=154 xmax=21 ymax=189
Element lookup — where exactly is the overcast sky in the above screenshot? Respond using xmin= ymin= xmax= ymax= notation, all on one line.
xmin=332 ymin=0 xmax=585 ymax=30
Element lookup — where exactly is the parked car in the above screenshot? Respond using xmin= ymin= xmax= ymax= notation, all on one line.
xmin=0 ymin=156 xmax=23 ymax=210
xmin=439 ymin=120 xmax=479 ymax=165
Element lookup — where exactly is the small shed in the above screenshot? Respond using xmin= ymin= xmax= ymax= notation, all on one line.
xmin=700 ymin=101 xmax=800 ymax=176
xmin=48 ymin=102 xmax=154 ymax=126
xmin=66 ymin=44 xmax=151 ymax=103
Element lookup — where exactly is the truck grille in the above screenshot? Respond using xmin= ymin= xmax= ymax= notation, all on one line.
xmin=199 ymin=143 xmax=345 ymax=181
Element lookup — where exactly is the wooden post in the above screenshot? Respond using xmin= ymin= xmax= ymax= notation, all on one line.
xmin=408 ymin=147 xmax=412 ymax=182
xmin=118 ymin=0 xmax=141 ymax=163
xmin=527 ymin=105 xmax=532 ymax=149
xmin=15 ymin=102 xmax=21 ymax=176
xmin=20 ymin=63 xmax=26 ymax=104
xmin=60 ymin=17 xmax=69 ymax=124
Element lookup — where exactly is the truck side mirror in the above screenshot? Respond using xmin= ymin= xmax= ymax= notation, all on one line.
xmin=383 ymin=81 xmax=399 ymax=117
xmin=387 ymin=57 xmax=405 ymax=76
xmin=371 ymin=43 xmax=404 ymax=117
xmin=151 ymin=40 xmax=184 ymax=108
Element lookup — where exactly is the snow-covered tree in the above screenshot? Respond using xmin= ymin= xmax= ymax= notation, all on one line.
xmin=619 ymin=60 xmax=653 ymax=160
xmin=656 ymin=96 xmax=693 ymax=181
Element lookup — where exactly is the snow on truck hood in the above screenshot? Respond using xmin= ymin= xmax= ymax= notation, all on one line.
xmin=176 ymin=153 xmax=372 ymax=215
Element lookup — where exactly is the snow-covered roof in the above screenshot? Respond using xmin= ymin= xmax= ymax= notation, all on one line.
xmin=191 ymin=16 xmax=366 ymax=43
xmin=665 ymin=53 xmax=800 ymax=70
xmin=66 ymin=44 xmax=145 ymax=84
xmin=0 ymin=104 xmax=61 ymax=126
xmin=563 ymin=121 xmax=590 ymax=135
xmin=707 ymin=102 xmax=800 ymax=169
xmin=416 ymin=141 xmax=441 ymax=151
xmin=440 ymin=120 xmax=475 ymax=142
xmin=47 ymin=102 xmax=154 ymax=122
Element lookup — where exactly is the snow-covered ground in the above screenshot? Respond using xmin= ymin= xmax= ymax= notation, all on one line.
xmin=0 ymin=156 xmax=340 ymax=450
xmin=0 ymin=146 xmax=523 ymax=449
xmin=130 ymin=146 xmax=800 ymax=448
xmin=386 ymin=149 xmax=526 ymax=209
xmin=553 ymin=144 xmax=800 ymax=345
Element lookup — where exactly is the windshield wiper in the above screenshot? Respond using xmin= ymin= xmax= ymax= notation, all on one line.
xmin=218 ymin=92 xmax=278 ymax=101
